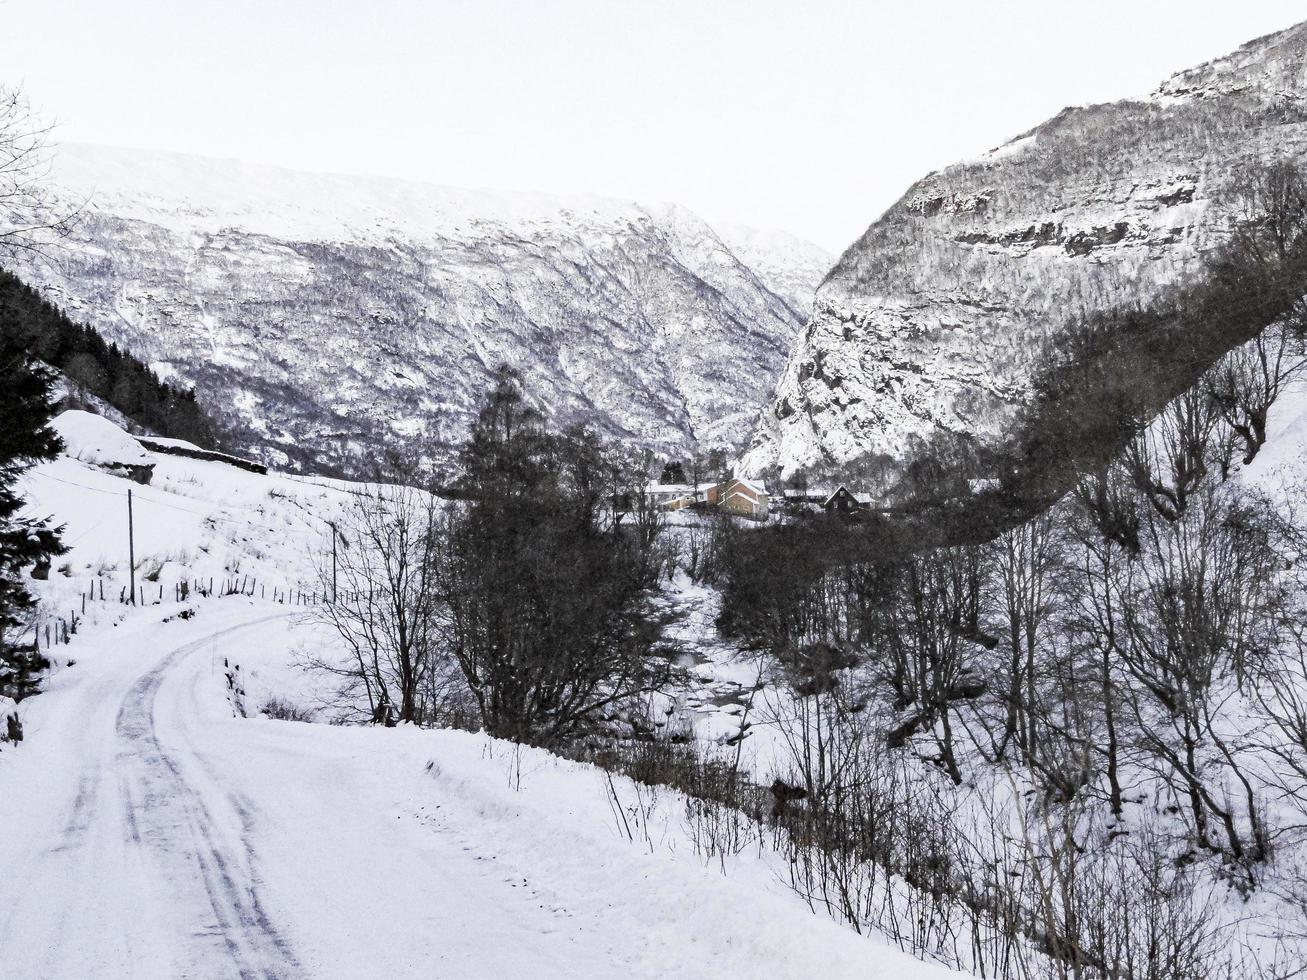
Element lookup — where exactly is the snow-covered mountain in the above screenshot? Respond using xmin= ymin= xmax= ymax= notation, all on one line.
xmin=743 ymin=20 xmax=1307 ymax=480
xmin=16 ymin=145 xmax=830 ymax=475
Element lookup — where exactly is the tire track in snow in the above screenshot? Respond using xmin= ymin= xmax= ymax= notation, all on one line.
xmin=47 ymin=772 xmax=101 ymax=853
xmin=113 ymin=616 xmax=300 ymax=979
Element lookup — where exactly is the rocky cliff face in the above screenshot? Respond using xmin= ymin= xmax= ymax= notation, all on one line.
xmin=742 ymin=21 xmax=1307 ymax=481
xmin=18 ymin=145 xmax=829 ymax=476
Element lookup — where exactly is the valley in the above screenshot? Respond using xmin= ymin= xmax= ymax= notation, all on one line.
xmin=5 ymin=11 xmax=1307 ymax=980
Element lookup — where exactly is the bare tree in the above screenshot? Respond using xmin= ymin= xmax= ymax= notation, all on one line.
xmin=1197 ymin=160 xmax=1307 ymax=469
xmin=1118 ymin=490 xmax=1282 ymax=869
xmin=307 ymin=483 xmax=449 ymax=725
xmin=1060 ymin=505 xmax=1135 ymax=817
xmin=1071 ymin=465 xmax=1141 ymax=554
xmin=1123 ymin=388 xmax=1220 ymax=521
xmin=877 ymin=546 xmax=987 ymax=784
xmin=1205 ymin=325 xmax=1306 ymax=466
xmin=1222 ymin=159 xmax=1307 ymax=280
xmin=0 ymin=89 xmax=78 ymax=260
xmin=987 ymin=512 xmax=1061 ymax=768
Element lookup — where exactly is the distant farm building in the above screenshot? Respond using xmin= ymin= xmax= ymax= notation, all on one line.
xmin=821 ymin=485 xmax=873 ymax=517
xmin=643 ymin=484 xmax=702 ymax=512
xmin=642 ymin=477 xmax=770 ymax=521
xmin=706 ymin=478 xmax=769 ymax=520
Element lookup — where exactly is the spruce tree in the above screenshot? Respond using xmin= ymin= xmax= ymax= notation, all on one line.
xmin=0 ymin=332 xmax=65 ymax=701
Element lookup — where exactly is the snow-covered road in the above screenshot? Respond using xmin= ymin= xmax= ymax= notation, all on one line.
xmin=0 ymin=608 xmax=623 ymax=977
xmin=0 ymin=603 xmax=960 ymax=979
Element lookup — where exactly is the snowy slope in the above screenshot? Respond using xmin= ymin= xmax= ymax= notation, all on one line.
xmin=18 ymin=441 xmax=347 ymax=604
xmin=1241 ymin=376 xmax=1307 ymax=502
xmin=743 ymin=20 xmax=1307 ymax=480
xmin=15 ymin=144 xmax=831 ymax=476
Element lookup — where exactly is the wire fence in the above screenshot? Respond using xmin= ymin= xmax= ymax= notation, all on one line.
xmin=30 ymin=572 xmax=336 ymax=656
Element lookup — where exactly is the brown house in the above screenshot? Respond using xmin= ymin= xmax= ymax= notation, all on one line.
xmin=706 ymin=477 xmax=769 ymax=520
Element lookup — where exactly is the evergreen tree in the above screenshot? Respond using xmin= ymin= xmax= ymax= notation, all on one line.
xmin=437 ymin=367 xmax=670 ymax=742
xmin=0 ymin=335 xmax=65 ymax=701
xmin=0 ymin=269 xmax=218 ymax=447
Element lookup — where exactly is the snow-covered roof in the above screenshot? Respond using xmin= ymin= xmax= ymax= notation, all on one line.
xmin=725 ymin=477 xmax=766 ymax=495
xmin=819 ymin=485 xmax=873 ymax=507
xmin=51 ymin=411 xmax=154 ymax=470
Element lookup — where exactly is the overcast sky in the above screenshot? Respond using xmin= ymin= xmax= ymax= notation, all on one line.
xmin=2 ymin=1 xmax=1303 ymax=251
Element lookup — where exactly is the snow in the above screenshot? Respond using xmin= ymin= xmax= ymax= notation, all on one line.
xmin=0 ymin=593 xmax=959 ymax=979
xmin=50 ymin=142 xmax=655 ymax=245
xmin=14 ymin=427 xmax=357 ymax=627
xmin=1 ymin=414 xmax=963 ymax=977
xmin=50 ymin=409 xmax=154 ymax=472
xmin=983 ymin=133 xmax=1038 ymax=161
xmin=1241 ymin=377 xmax=1307 ymax=501
xmin=20 ymin=143 xmax=831 ymax=478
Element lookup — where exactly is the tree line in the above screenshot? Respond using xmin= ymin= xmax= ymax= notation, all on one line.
xmin=0 ymin=90 xmax=71 ymax=715
xmin=0 ymin=269 xmax=217 ymax=447
xmin=0 ymin=317 xmax=62 ymax=709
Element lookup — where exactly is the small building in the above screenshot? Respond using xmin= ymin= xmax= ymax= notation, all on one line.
xmin=643 ymin=483 xmax=703 ymax=512
xmin=642 ymin=477 xmax=770 ymax=521
xmin=782 ymin=487 xmax=824 ymax=504
xmin=821 ymin=485 xmax=873 ymax=517
xmin=706 ymin=477 xmax=769 ymax=521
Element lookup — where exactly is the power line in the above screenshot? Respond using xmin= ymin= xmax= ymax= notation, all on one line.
xmin=22 ymin=469 xmax=330 ymax=538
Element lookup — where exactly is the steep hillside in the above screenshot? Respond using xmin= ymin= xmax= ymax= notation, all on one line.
xmin=16 ymin=145 xmax=830 ymax=476
xmin=0 ymin=270 xmax=217 ymax=446
xmin=743 ymin=21 xmax=1307 ymax=480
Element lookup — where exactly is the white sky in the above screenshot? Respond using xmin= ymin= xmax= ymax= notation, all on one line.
xmin=2 ymin=1 xmax=1303 ymax=251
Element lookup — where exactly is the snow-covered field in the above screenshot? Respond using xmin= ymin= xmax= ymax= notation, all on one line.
xmin=1 ymin=412 xmax=962 ymax=978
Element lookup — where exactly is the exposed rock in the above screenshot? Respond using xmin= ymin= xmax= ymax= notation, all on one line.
xmin=743 ymin=21 xmax=1307 ymax=483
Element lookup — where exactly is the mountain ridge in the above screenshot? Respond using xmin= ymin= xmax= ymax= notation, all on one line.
xmin=15 ymin=143 xmax=831 ymax=476
xmin=742 ymin=19 xmax=1307 ymax=482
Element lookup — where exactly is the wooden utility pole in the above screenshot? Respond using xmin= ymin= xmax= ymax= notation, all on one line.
xmin=127 ymin=488 xmax=136 ymax=606
xmin=329 ymin=522 xmax=338 ymax=604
